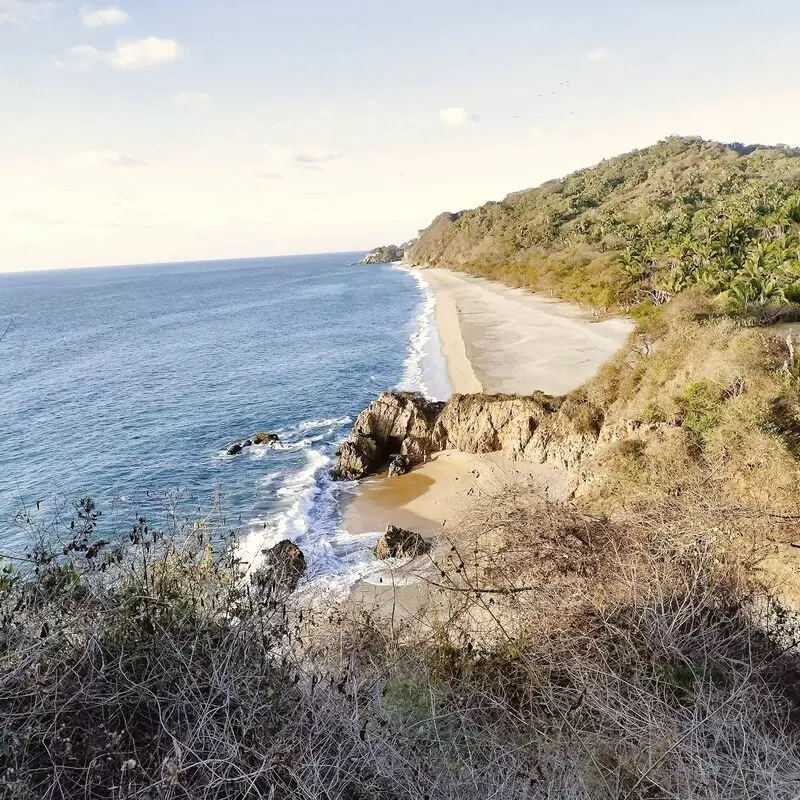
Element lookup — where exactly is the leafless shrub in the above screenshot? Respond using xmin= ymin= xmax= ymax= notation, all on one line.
xmin=2 ymin=489 xmax=800 ymax=798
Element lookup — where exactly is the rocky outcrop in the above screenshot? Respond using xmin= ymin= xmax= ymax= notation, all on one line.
xmin=333 ymin=389 xmax=671 ymax=487
xmin=332 ymin=392 xmax=445 ymax=480
xmin=374 ymin=525 xmax=432 ymax=559
xmin=227 ymin=433 xmax=280 ymax=456
xmin=387 ymin=455 xmax=411 ymax=477
xmin=362 ymin=244 xmax=404 ymax=264
xmin=254 ymin=539 xmax=306 ymax=594
xmin=333 ymin=390 xmax=570 ymax=480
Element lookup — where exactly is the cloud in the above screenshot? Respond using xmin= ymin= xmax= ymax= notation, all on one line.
xmin=81 ymin=5 xmax=129 ymax=26
xmin=173 ymin=91 xmax=213 ymax=105
xmin=270 ymin=146 xmax=340 ymax=170
xmin=106 ymin=37 xmax=183 ymax=70
xmin=439 ymin=107 xmax=479 ymax=126
xmin=587 ymin=48 xmax=609 ymax=62
xmin=54 ymin=44 xmax=100 ymax=71
xmin=55 ymin=38 xmax=183 ymax=72
xmin=292 ymin=152 xmax=338 ymax=167
xmin=72 ymin=150 xmax=148 ymax=168
xmin=0 ymin=0 xmax=52 ymax=25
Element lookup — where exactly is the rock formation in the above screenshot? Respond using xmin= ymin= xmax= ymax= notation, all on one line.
xmin=332 ymin=390 xmax=581 ymax=480
xmin=362 ymin=244 xmax=404 ymax=264
xmin=227 ymin=432 xmax=280 ymax=456
xmin=387 ymin=454 xmax=411 ymax=477
xmin=374 ymin=524 xmax=432 ymax=559
xmin=333 ymin=388 xmax=676 ymax=493
xmin=253 ymin=432 xmax=280 ymax=445
xmin=332 ymin=392 xmax=445 ymax=480
xmin=254 ymin=539 xmax=307 ymax=594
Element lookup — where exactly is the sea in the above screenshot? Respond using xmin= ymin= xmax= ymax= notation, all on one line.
xmin=0 ymin=253 xmax=450 ymax=588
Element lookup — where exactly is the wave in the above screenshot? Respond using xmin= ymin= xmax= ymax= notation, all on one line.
xmin=392 ymin=265 xmax=436 ymax=398
xmin=236 ymin=265 xmax=450 ymax=585
xmin=392 ymin=264 xmax=452 ymax=402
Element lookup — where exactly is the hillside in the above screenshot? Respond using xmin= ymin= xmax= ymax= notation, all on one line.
xmin=406 ymin=136 xmax=800 ymax=314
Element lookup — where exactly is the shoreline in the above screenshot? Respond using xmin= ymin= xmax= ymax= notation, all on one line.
xmin=340 ymin=268 xmax=633 ymax=582
xmin=422 ymin=268 xmax=633 ymax=396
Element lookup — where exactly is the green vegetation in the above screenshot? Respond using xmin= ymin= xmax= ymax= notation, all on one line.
xmin=407 ymin=137 xmax=800 ymax=315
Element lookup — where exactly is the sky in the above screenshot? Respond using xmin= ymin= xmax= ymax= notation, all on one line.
xmin=2 ymin=0 xmax=800 ymax=273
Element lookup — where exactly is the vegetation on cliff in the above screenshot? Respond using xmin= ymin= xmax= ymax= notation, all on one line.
xmin=407 ymin=137 xmax=800 ymax=315
xmin=4 ymin=490 xmax=800 ymax=798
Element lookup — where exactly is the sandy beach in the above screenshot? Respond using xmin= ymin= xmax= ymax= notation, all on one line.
xmin=426 ymin=268 xmax=633 ymax=395
xmin=342 ymin=269 xmax=633 ymax=550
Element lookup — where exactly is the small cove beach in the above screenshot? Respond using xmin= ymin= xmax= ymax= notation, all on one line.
xmin=342 ymin=268 xmax=634 ymax=541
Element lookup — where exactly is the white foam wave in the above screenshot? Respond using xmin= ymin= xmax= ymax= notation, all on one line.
xmin=235 ymin=265 xmax=452 ymax=588
xmin=237 ymin=447 xmax=332 ymax=572
xmin=295 ymin=416 xmax=351 ymax=431
xmin=393 ymin=265 xmax=437 ymax=398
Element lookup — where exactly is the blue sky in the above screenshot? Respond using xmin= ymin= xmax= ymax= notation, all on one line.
xmin=2 ymin=0 xmax=799 ymax=272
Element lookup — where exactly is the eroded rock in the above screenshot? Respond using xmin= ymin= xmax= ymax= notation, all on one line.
xmin=388 ymin=454 xmax=411 ymax=477
xmin=374 ymin=525 xmax=432 ymax=559
xmin=254 ymin=539 xmax=306 ymax=594
xmin=253 ymin=432 xmax=280 ymax=445
xmin=332 ymin=392 xmax=445 ymax=480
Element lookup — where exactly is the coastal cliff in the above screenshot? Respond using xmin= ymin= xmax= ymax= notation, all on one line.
xmin=333 ymin=388 xmax=646 ymax=487
xmin=336 ymin=286 xmax=800 ymax=516
xmin=362 ymin=244 xmax=405 ymax=264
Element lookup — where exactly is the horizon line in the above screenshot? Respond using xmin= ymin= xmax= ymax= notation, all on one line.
xmin=0 ymin=248 xmax=372 ymax=277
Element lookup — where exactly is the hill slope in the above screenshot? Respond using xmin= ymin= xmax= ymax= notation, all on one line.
xmin=406 ymin=136 xmax=800 ymax=314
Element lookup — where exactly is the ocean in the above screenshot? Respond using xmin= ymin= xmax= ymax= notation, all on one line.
xmin=0 ymin=253 xmax=450 ymax=586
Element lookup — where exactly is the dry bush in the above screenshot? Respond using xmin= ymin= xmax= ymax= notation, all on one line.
xmin=3 ymin=490 xmax=800 ymax=799
xmin=411 ymin=485 xmax=800 ymax=798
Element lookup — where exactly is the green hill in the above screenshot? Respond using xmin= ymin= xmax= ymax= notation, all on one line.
xmin=406 ymin=136 xmax=800 ymax=315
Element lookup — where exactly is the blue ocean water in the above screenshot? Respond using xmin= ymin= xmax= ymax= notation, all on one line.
xmin=0 ymin=253 xmax=449 ymax=581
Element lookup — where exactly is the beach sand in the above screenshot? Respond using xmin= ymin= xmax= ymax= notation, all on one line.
xmin=426 ymin=268 xmax=633 ymax=395
xmin=343 ymin=269 xmax=631 ymax=610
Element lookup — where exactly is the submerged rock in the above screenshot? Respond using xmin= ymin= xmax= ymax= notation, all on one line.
xmin=227 ymin=432 xmax=280 ymax=456
xmin=255 ymin=539 xmax=307 ymax=594
xmin=374 ymin=524 xmax=432 ymax=559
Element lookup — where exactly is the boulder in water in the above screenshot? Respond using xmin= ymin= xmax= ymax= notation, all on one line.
xmin=227 ymin=442 xmax=245 ymax=456
xmin=253 ymin=432 xmax=280 ymax=445
xmin=255 ymin=539 xmax=307 ymax=594
xmin=374 ymin=524 xmax=432 ymax=559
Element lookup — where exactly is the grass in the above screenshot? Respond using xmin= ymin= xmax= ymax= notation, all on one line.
xmin=3 ymin=489 xmax=800 ymax=798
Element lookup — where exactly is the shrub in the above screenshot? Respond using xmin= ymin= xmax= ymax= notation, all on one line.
xmin=676 ymin=380 xmax=726 ymax=448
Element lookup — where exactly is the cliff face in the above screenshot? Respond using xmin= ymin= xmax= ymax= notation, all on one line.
xmin=333 ymin=390 xmax=601 ymax=481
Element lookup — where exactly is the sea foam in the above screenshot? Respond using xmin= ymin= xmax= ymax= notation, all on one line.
xmin=237 ymin=263 xmax=451 ymax=584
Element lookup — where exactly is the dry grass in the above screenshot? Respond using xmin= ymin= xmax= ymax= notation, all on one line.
xmin=3 ymin=489 xmax=800 ymax=798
